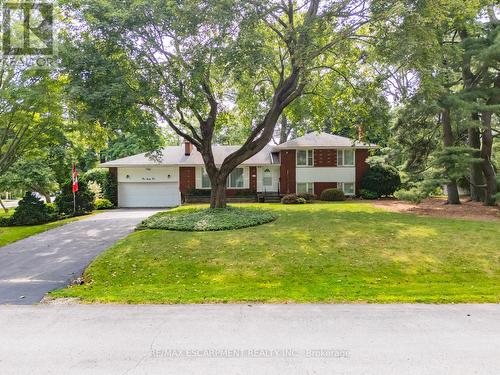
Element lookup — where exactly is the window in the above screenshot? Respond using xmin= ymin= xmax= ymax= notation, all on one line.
xmin=339 ymin=182 xmax=355 ymax=195
xmin=297 ymin=182 xmax=314 ymax=194
xmin=337 ymin=149 xmax=355 ymax=166
xmin=228 ymin=168 xmax=244 ymax=188
xmin=201 ymin=168 xmax=211 ymax=188
xmin=263 ymin=169 xmax=273 ymax=186
xmin=297 ymin=149 xmax=313 ymax=166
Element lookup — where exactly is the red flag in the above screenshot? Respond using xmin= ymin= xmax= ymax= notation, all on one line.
xmin=72 ymin=165 xmax=79 ymax=193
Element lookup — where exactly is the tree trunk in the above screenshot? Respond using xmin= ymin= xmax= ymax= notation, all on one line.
xmin=43 ymin=193 xmax=52 ymax=204
xmin=468 ymin=124 xmax=485 ymax=202
xmin=442 ymin=108 xmax=461 ymax=204
xmin=279 ymin=115 xmax=290 ymax=144
xmin=0 ymin=199 xmax=8 ymax=213
xmin=210 ymin=179 xmax=227 ymax=209
xmin=480 ymin=111 xmax=497 ymax=206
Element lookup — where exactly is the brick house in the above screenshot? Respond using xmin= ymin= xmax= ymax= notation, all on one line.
xmin=100 ymin=132 xmax=376 ymax=207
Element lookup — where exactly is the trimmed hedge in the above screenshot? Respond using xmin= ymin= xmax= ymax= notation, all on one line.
xmin=281 ymin=194 xmax=306 ymax=204
xmin=296 ymin=192 xmax=316 ymax=202
xmin=320 ymin=188 xmax=345 ymax=201
xmin=138 ymin=207 xmax=276 ymax=231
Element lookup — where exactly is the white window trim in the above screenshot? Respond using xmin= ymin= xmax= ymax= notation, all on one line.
xmin=296 ymin=182 xmax=314 ymax=194
xmin=339 ymin=182 xmax=355 ymax=196
xmin=296 ymin=149 xmax=314 ymax=167
xmin=337 ymin=149 xmax=355 ymax=167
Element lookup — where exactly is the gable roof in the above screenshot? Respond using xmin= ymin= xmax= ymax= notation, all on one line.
xmin=100 ymin=132 xmax=376 ymax=168
xmin=100 ymin=144 xmax=277 ymax=167
xmin=274 ymin=132 xmax=376 ymax=149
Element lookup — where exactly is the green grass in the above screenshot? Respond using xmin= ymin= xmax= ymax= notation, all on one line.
xmin=0 ymin=209 xmax=86 ymax=247
xmin=139 ymin=206 xmax=276 ymax=231
xmin=51 ymin=202 xmax=500 ymax=304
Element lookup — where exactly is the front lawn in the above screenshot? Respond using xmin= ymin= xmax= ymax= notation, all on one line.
xmin=51 ymin=203 xmax=500 ymax=303
xmin=0 ymin=210 xmax=84 ymax=247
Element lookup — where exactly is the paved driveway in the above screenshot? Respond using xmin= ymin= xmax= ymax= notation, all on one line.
xmin=0 ymin=304 xmax=498 ymax=375
xmin=0 ymin=209 xmax=158 ymax=304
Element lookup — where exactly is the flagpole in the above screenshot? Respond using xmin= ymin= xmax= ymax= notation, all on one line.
xmin=73 ymin=190 xmax=76 ymax=214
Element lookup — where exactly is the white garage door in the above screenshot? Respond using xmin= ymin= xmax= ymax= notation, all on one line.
xmin=118 ymin=182 xmax=181 ymax=208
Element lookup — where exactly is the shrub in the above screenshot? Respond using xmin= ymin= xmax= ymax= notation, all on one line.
xmin=55 ymin=178 xmax=95 ymax=215
xmin=394 ymin=188 xmax=426 ymax=204
xmin=361 ymin=165 xmax=401 ymax=197
xmin=281 ymin=194 xmax=300 ymax=204
xmin=84 ymin=168 xmax=117 ymax=205
xmin=9 ymin=192 xmax=52 ymax=225
xmin=296 ymin=197 xmax=307 ymax=204
xmin=360 ymin=189 xmax=379 ymax=200
xmin=297 ymin=192 xmax=316 ymax=202
xmin=138 ymin=207 xmax=276 ymax=231
xmin=95 ymin=198 xmax=114 ymax=210
xmin=320 ymin=188 xmax=345 ymax=201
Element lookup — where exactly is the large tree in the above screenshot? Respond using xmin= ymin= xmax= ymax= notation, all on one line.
xmin=63 ymin=0 xmax=386 ymax=208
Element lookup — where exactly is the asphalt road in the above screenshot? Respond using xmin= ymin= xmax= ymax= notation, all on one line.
xmin=0 ymin=209 xmax=158 ymax=304
xmin=0 ymin=304 xmax=498 ymax=374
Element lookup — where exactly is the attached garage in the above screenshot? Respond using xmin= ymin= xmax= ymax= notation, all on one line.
xmin=116 ymin=167 xmax=181 ymax=208
xmin=118 ymin=182 xmax=181 ymax=208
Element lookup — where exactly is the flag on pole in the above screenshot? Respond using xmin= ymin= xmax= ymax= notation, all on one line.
xmin=72 ymin=165 xmax=79 ymax=193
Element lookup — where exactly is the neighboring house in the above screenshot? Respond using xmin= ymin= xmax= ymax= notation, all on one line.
xmin=100 ymin=132 xmax=376 ymax=207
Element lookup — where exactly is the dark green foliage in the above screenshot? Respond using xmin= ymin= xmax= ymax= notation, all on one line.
xmin=55 ymin=179 xmax=95 ymax=215
xmin=361 ymin=165 xmax=401 ymax=197
xmin=296 ymin=192 xmax=316 ymax=202
xmin=138 ymin=207 xmax=276 ymax=232
xmin=84 ymin=169 xmax=118 ymax=205
xmin=281 ymin=194 xmax=305 ymax=204
xmin=320 ymin=189 xmax=346 ymax=201
xmin=360 ymin=189 xmax=379 ymax=200
xmin=9 ymin=192 xmax=53 ymax=226
xmin=95 ymin=198 xmax=114 ymax=210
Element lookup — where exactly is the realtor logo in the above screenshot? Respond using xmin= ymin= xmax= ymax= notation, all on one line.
xmin=1 ymin=1 xmax=55 ymax=67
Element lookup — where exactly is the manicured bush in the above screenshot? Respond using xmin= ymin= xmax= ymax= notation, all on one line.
xmin=296 ymin=192 xmax=316 ymax=202
xmin=281 ymin=194 xmax=300 ymax=204
xmin=95 ymin=198 xmax=114 ymax=210
xmin=320 ymin=188 xmax=345 ymax=201
xmin=9 ymin=192 xmax=52 ymax=225
xmin=296 ymin=197 xmax=307 ymax=204
xmin=361 ymin=165 xmax=401 ymax=197
xmin=138 ymin=207 xmax=276 ymax=231
xmin=55 ymin=178 xmax=95 ymax=215
xmin=360 ymin=189 xmax=379 ymax=200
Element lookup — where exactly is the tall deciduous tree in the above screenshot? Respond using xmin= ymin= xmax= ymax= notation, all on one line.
xmin=63 ymin=0 xmax=386 ymax=208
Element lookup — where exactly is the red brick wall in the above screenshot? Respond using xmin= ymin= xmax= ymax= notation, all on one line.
xmin=249 ymin=166 xmax=257 ymax=192
xmin=314 ymin=149 xmax=337 ymax=167
xmin=355 ymin=149 xmax=370 ymax=194
xmin=314 ymin=182 xmax=337 ymax=196
xmin=179 ymin=167 xmax=196 ymax=194
xmin=280 ymin=150 xmax=296 ymax=194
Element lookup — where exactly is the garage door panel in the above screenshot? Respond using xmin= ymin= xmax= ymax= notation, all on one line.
xmin=118 ymin=182 xmax=180 ymax=207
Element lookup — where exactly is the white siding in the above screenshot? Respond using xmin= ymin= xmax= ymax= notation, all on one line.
xmin=117 ymin=167 xmax=179 ymax=183
xmin=296 ymin=167 xmax=355 ymax=183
